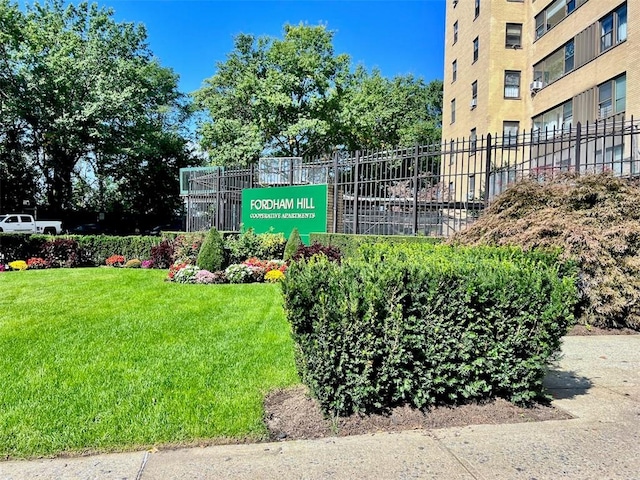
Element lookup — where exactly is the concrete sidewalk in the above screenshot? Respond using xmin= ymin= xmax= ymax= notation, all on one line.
xmin=2 ymin=336 xmax=640 ymax=480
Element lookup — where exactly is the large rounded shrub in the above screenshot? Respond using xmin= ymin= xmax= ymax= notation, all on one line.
xmin=450 ymin=173 xmax=640 ymax=330
xmin=196 ymin=227 xmax=224 ymax=272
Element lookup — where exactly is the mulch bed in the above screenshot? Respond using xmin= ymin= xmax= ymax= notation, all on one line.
xmin=264 ymin=325 xmax=637 ymax=441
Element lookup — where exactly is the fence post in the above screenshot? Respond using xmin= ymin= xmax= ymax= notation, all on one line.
xmin=249 ymin=163 xmax=255 ymax=189
xmin=483 ymin=133 xmax=493 ymax=208
xmin=187 ymin=174 xmax=192 ymax=232
xmin=574 ymin=121 xmax=582 ymax=175
xmin=333 ymin=151 xmax=339 ymax=233
xmin=216 ymin=173 xmax=222 ymax=230
xmin=353 ymin=151 xmax=360 ymax=234
xmin=289 ymin=158 xmax=294 ymax=186
xmin=412 ymin=143 xmax=419 ymax=235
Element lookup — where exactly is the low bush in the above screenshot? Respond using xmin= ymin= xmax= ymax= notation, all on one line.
xmin=0 ymin=234 xmax=48 ymax=263
xmin=450 ymin=173 xmax=640 ymax=329
xmin=124 ymin=259 xmax=142 ymax=268
xmin=150 ymin=239 xmax=174 ymax=269
xmin=197 ymin=227 xmax=225 ymax=272
xmin=27 ymin=257 xmax=49 ymax=269
xmin=310 ymin=233 xmax=444 ymax=259
xmin=105 ymin=255 xmax=126 ymax=267
xmin=281 ymin=242 xmax=577 ymax=417
xmin=41 ymin=238 xmax=81 ymax=268
xmin=225 ymin=229 xmax=286 ymax=265
xmin=292 ymin=242 xmax=342 ymax=263
xmin=72 ymin=235 xmax=161 ymax=266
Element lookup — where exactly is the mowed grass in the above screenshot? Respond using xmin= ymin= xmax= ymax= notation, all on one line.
xmin=0 ymin=268 xmax=299 ymax=459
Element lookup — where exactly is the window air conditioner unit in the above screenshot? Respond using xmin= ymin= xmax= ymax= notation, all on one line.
xmin=470 ymin=98 xmax=477 ymax=109
xmin=530 ymin=81 xmax=543 ymax=92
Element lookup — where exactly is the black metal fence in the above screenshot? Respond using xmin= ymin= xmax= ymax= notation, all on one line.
xmin=186 ymin=116 xmax=640 ymax=236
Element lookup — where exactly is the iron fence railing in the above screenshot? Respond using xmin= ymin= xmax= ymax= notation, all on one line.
xmin=186 ymin=116 xmax=640 ymax=236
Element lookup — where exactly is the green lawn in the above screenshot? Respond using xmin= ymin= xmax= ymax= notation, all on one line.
xmin=0 ymin=268 xmax=299 ymax=459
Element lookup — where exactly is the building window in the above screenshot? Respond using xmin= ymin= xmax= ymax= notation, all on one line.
xmin=533 ymin=100 xmax=573 ymax=132
xmin=535 ymin=0 xmax=581 ymax=39
xmin=600 ymin=3 xmax=627 ymax=53
xmin=532 ymin=40 xmax=574 ymax=87
xmin=472 ymin=37 xmax=479 ymax=63
xmin=598 ymin=74 xmax=626 ymax=119
xmin=503 ymin=121 xmax=519 ymax=147
xmin=449 ymin=140 xmax=455 ymax=165
xmin=452 ymin=60 xmax=457 ymax=82
xmin=453 ymin=21 xmax=458 ymax=44
xmin=505 ymin=23 xmax=522 ymax=48
xmin=475 ymin=0 xmax=480 ymax=18
xmin=504 ymin=71 xmax=520 ymax=98
xmin=451 ymin=99 xmax=456 ymax=124
xmin=468 ymin=175 xmax=476 ymax=200
xmin=471 ymin=80 xmax=477 ymax=108
xmin=470 ymin=128 xmax=477 ymax=153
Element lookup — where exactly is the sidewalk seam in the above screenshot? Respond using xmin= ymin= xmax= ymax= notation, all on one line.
xmin=135 ymin=451 xmax=150 ymax=480
xmin=432 ymin=435 xmax=485 ymax=480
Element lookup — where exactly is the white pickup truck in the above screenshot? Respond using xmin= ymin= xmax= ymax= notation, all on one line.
xmin=0 ymin=214 xmax=63 ymax=235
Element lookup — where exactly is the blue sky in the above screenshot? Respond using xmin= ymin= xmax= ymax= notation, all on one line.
xmin=104 ymin=0 xmax=446 ymax=94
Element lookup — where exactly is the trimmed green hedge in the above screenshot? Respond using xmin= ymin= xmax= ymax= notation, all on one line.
xmin=70 ymin=235 xmax=162 ymax=266
xmin=0 ymin=233 xmax=161 ymax=266
xmin=281 ymin=242 xmax=577 ymax=416
xmin=309 ymin=233 xmax=444 ymax=259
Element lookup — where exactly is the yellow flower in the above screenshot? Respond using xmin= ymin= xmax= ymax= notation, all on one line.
xmin=8 ymin=260 xmax=28 ymax=271
xmin=264 ymin=269 xmax=285 ymax=283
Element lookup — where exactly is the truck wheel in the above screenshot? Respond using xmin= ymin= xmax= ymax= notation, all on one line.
xmin=43 ymin=227 xmax=55 ymax=235
xmin=0 ymin=227 xmax=3 ymax=232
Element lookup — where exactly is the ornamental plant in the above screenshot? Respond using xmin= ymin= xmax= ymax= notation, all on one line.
xmin=167 ymin=262 xmax=189 ymax=281
xmin=196 ymin=227 xmax=225 ymax=272
xmin=173 ymin=265 xmax=201 ymax=284
xmin=225 ymin=263 xmax=254 ymax=283
xmin=194 ymin=269 xmax=218 ymax=284
xmin=150 ymin=240 xmax=174 ymax=269
xmin=8 ymin=260 xmax=28 ymax=271
xmin=264 ymin=269 xmax=285 ymax=283
xmin=105 ymin=255 xmax=126 ymax=267
xmin=283 ymin=228 xmax=302 ymax=262
xmin=27 ymin=257 xmax=49 ymax=269
xmin=124 ymin=259 xmax=142 ymax=268
xmin=141 ymin=259 xmax=154 ymax=269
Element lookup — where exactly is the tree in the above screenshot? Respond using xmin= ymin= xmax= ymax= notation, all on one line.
xmin=0 ymin=0 xmax=195 ymax=218
xmin=339 ymin=68 xmax=443 ymax=151
xmin=194 ymin=23 xmax=351 ymax=166
xmin=194 ymin=23 xmax=443 ymax=167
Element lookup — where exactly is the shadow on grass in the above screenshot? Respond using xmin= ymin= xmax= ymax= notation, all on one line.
xmin=543 ymin=369 xmax=593 ymax=400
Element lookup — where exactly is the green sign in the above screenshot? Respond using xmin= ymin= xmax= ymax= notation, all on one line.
xmin=242 ymin=184 xmax=328 ymax=244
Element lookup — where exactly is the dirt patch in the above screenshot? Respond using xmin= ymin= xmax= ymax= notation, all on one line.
xmin=264 ymin=385 xmax=571 ymax=442
xmin=567 ymin=324 xmax=639 ymax=336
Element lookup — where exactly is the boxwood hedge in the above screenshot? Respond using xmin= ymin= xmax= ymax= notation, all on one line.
xmin=281 ymin=242 xmax=577 ymax=417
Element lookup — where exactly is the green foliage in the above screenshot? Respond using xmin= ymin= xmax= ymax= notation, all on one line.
xmin=0 ymin=0 xmax=195 ymax=215
xmin=193 ymin=23 xmax=443 ymax=165
xmin=340 ymin=67 xmax=443 ymax=150
xmin=283 ymin=228 xmax=303 ymax=261
xmin=225 ymin=228 xmax=286 ymax=265
xmin=0 ymin=233 xmax=48 ymax=262
xmin=310 ymin=233 xmax=444 ymax=259
xmin=450 ymin=173 xmax=640 ymax=330
xmin=196 ymin=227 xmax=225 ymax=272
xmin=0 ymin=269 xmax=297 ymax=458
xmin=41 ymin=238 xmax=81 ymax=268
xmin=281 ymin=243 xmax=577 ymax=417
xmin=72 ymin=235 xmax=161 ymax=266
